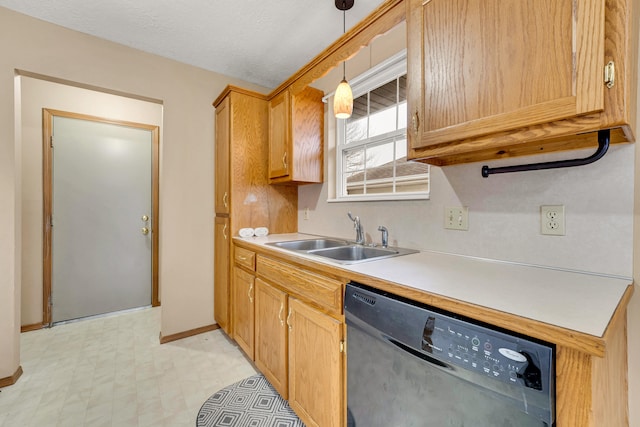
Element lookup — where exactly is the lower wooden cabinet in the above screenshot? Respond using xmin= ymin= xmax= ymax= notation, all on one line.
xmin=233 ymin=267 xmax=255 ymax=359
xmin=254 ymin=278 xmax=288 ymax=398
xmin=213 ymin=217 xmax=230 ymax=333
xmin=287 ymin=297 xmax=344 ymax=427
xmin=254 ymin=278 xmax=344 ymax=427
xmin=231 ymin=245 xmax=346 ymax=426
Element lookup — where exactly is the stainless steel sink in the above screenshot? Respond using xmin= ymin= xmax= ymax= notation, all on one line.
xmin=268 ymin=238 xmax=350 ymax=251
xmin=310 ymin=245 xmax=399 ymax=262
xmin=266 ymin=238 xmax=418 ymax=264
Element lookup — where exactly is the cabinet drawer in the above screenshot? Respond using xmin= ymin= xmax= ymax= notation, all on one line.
xmin=257 ymin=255 xmax=343 ymax=315
xmin=235 ymin=246 xmax=256 ymax=271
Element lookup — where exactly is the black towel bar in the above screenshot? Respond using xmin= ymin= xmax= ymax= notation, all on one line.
xmin=481 ymin=129 xmax=610 ymax=178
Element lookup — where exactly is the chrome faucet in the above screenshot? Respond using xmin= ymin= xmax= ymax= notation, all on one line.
xmin=348 ymin=212 xmax=365 ymax=245
xmin=378 ymin=226 xmax=389 ymax=248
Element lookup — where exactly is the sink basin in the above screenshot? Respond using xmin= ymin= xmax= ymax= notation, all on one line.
xmin=310 ymin=245 xmax=399 ymax=262
xmin=267 ymin=237 xmax=418 ymax=264
xmin=267 ymin=238 xmax=350 ymax=251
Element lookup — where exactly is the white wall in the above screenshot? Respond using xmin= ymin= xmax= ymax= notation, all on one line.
xmin=20 ymin=77 xmax=164 ymax=326
xmin=305 ymin=20 xmax=639 ymax=425
xmin=0 ymin=72 xmax=22 ymax=382
xmin=0 ymin=6 xmax=266 ymax=380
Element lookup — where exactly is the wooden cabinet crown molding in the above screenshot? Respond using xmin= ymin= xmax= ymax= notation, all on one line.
xmin=213 ymin=85 xmax=267 ymax=108
xmin=267 ymin=0 xmax=405 ymax=100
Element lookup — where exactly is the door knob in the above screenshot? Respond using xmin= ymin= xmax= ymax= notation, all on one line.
xmin=141 ymin=215 xmax=149 ymax=222
xmin=141 ymin=227 xmax=149 ymax=235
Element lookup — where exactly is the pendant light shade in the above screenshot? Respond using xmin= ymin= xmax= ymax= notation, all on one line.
xmin=334 ymin=0 xmax=354 ymax=119
xmin=334 ymin=78 xmax=353 ymax=119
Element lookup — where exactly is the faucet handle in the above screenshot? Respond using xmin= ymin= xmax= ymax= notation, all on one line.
xmin=348 ymin=212 xmax=365 ymax=244
xmin=377 ymin=225 xmax=389 ymax=248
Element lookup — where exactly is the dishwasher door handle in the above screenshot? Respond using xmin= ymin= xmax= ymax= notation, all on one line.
xmin=385 ymin=335 xmax=453 ymax=370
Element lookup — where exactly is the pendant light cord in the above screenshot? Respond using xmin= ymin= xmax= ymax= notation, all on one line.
xmin=342 ymin=4 xmax=346 ymax=80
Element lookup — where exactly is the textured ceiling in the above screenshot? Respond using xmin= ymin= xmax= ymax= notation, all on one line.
xmin=0 ymin=0 xmax=386 ymax=89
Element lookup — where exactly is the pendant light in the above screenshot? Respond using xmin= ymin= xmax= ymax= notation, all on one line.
xmin=333 ymin=0 xmax=354 ymax=119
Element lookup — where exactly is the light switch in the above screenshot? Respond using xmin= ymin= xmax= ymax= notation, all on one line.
xmin=444 ymin=207 xmax=469 ymax=231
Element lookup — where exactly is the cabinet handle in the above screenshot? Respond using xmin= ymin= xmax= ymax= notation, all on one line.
xmin=248 ymin=282 xmax=253 ymax=303
xmin=412 ymin=112 xmax=420 ymax=135
xmin=238 ymin=256 xmax=247 ymax=261
xmin=282 ymin=151 xmax=288 ymax=170
xmin=286 ymin=307 xmax=292 ymax=331
xmin=223 ymin=191 xmax=228 ymax=208
xmin=278 ymin=302 xmax=284 ymax=326
xmin=223 ymin=224 xmax=227 ymax=239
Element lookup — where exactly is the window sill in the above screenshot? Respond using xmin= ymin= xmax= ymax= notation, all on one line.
xmin=327 ymin=193 xmax=430 ymax=203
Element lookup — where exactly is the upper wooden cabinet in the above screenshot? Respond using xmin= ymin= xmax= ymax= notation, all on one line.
xmin=406 ymin=0 xmax=638 ymax=165
xmin=268 ymin=87 xmax=324 ymax=184
xmin=215 ymin=96 xmax=230 ymax=215
xmin=269 ymin=92 xmax=290 ymax=180
xmin=213 ymin=86 xmax=298 ymax=235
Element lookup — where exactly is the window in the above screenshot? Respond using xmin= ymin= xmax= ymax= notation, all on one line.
xmin=334 ymin=51 xmax=429 ymax=201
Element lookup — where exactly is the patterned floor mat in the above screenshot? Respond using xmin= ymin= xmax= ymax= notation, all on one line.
xmin=197 ymin=374 xmax=305 ymax=427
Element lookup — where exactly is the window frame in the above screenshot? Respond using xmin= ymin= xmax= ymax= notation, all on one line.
xmin=331 ymin=50 xmax=430 ymax=202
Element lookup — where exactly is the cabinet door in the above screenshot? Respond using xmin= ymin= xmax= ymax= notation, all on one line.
xmin=213 ymin=216 xmax=230 ymax=333
xmin=268 ymin=91 xmax=291 ymax=179
xmin=407 ymin=0 xmax=605 ymax=150
xmin=233 ymin=267 xmax=255 ymax=359
xmin=215 ymin=96 xmax=230 ymax=214
xmin=289 ymin=86 xmax=324 ymax=184
xmin=288 ymin=298 xmax=343 ymax=427
xmin=254 ymin=278 xmax=288 ymax=398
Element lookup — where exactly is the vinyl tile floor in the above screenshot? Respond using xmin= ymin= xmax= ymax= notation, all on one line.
xmin=0 ymin=307 xmax=257 ymax=427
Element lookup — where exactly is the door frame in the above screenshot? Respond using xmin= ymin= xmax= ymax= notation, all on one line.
xmin=42 ymin=108 xmax=160 ymax=326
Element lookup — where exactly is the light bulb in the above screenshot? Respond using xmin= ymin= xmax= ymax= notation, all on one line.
xmin=334 ymin=78 xmax=353 ymax=119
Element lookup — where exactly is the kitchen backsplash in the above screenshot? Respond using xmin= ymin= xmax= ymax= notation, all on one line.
xmin=299 ymin=144 xmax=635 ymax=278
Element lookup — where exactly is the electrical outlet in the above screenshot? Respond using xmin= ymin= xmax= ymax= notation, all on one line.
xmin=540 ymin=205 xmax=565 ymax=236
xmin=444 ymin=207 xmax=469 ymax=230
xmin=303 ymin=208 xmax=310 ymax=220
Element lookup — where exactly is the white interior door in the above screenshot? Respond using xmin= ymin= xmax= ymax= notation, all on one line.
xmin=51 ymin=116 xmax=152 ymax=323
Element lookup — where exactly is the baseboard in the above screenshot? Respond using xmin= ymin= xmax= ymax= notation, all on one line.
xmin=159 ymin=323 xmax=220 ymax=344
xmin=0 ymin=366 xmax=23 ymax=388
xmin=21 ymin=322 xmax=44 ymax=333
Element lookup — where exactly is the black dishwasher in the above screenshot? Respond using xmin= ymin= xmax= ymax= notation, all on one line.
xmin=345 ymin=282 xmax=555 ymax=427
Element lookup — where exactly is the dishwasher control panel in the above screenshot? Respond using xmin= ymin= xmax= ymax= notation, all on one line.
xmin=421 ymin=313 xmax=547 ymax=390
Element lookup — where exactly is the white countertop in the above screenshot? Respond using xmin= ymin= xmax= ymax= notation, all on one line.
xmin=236 ymin=233 xmax=632 ymax=338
